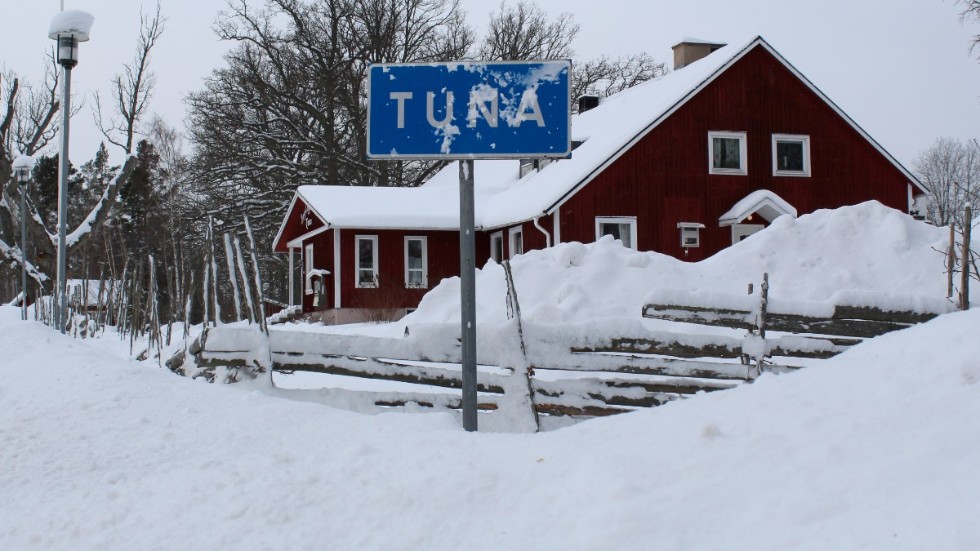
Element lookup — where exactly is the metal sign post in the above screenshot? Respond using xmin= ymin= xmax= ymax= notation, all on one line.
xmin=459 ymin=160 xmax=477 ymax=431
xmin=366 ymin=60 xmax=571 ymax=431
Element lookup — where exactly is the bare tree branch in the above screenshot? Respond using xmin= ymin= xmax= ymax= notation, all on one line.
xmin=94 ymin=2 xmax=166 ymax=154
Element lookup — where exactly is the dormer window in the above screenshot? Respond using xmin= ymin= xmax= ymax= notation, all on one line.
xmin=519 ymin=159 xmax=535 ymax=178
xmin=519 ymin=158 xmax=555 ymax=178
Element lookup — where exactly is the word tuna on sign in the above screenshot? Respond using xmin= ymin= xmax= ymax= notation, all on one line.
xmin=388 ymin=87 xmax=546 ymax=130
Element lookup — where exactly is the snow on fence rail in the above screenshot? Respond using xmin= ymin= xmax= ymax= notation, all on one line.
xmin=166 ymin=274 xmax=952 ymax=430
xmin=166 ymin=322 xmax=744 ymax=426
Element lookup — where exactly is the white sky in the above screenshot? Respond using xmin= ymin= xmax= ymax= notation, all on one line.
xmin=1 ymin=0 xmax=978 ymax=168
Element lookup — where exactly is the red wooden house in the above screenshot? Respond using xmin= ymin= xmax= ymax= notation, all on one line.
xmin=273 ymin=36 xmax=925 ymax=322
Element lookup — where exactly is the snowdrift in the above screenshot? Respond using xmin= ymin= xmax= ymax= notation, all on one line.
xmin=406 ymin=201 xmax=959 ymax=326
xmin=2 ymin=298 xmax=979 ymax=549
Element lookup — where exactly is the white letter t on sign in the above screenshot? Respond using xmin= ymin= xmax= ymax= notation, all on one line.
xmin=390 ymin=92 xmax=413 ymax=129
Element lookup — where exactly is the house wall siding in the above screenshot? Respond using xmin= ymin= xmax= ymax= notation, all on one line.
xmin=556 ymin=46 xmax=910 ymax=262
xmin=337 ymin=228 xmax=460 ymax=311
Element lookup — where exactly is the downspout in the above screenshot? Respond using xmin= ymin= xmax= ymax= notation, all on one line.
xmin=532 ymin=215 xmax=552 ymax=248
xmin=333 ymin=227 xmax=341 ymax=309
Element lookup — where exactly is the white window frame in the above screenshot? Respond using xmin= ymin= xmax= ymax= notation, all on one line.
xmin=508 ymin=226 xmax=524 ymax=259
xmin=595 ymin=216 xmax=638 ymax=250
xmin=772 ymin=133 xmax=811 ymax=177
xmin=304 ymin=243 xmax=314 ymax=295
xmin=355 ymin=235 xmax=379 ymax=288
xmin=708 ymin=131 xmax=748 ymax=175
xmin=490 ymin=231 xmax=504 ymax=263
xmin=404 ymin=236 xmax=428 ymax=288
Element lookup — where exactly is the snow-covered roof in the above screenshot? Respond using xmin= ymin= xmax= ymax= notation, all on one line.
xmin=718 ymin=190 xmax=798 ymax=226
xmin=282 ymin=35 xmax=922 ymax=237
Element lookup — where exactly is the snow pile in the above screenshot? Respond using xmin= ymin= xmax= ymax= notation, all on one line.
xmin=2 ymin=297 xmax=980 ymax=549
xmin=406 ymin=202 xmax=960 ymax=326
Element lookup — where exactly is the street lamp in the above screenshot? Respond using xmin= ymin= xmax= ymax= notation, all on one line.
xmin=48 ymin=9 xmax=94 ymax=333
xmin=12 ymin=155 xmax=35 ymax=321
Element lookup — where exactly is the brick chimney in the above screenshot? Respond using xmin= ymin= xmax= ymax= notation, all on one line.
xmin=672 ymin=38 xmax=727 ymax=70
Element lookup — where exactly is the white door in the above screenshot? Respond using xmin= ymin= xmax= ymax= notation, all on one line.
xmin=731 ymin=224 xmax=764 ymax=244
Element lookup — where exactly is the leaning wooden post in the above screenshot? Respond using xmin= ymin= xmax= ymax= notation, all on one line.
xmin=243 ymin=216 xmax=268 ymax=333
xmin=223 ymin=232 xmax=244 ymax=322
xmin=755 ymin=273 xmax=769 ymax=377
xmin=233 ymin=234 xmax=257 ymax=325
xmin=960 ymin=205 xmax=972 ymax=310
xmin=948 ymin=223 xmax=956 ymax=299
xmin=502 ymin=259 xmax=539 ymax=432
xmin=244 ymin=215 xmax=274 ymax=386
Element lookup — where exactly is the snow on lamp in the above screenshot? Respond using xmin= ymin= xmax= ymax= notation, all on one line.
xmin=12 ymin=155 xmax=34 ymax=185
xmin=48 ymin=10 xmax=94 ymax=68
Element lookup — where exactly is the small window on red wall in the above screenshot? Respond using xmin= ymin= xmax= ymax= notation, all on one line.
xmin=404 ymin=236 xmax=428 ymax=288
xmin=708 ymin=131 xmax=747 ymax=175
xmin=355 ymin=235 xmax=379 ymax=288
xmin=772 ymin=134 xmax=811 ymax=176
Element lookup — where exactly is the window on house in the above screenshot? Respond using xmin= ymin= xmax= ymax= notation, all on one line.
xmin=355 ymin=235 xmax=379 ymax=288
xmin=304 ymin=243 xmax=314 ymax=294
xmin=595 ymin=217 xmax=638 ymax=249
xmin=508 ymin=227 xmax=523 ymax=259
xmin=490 ymin=231 xmax=504 ymax=263
xmin=709 ymin=131 xmax=747 ymax=174
xmin=772 ymin=134 xmax=811 ymax=176
xmin=404 ymin=236 xmax=428 ymax=288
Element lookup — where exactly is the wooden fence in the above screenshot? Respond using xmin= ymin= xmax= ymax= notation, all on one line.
xmin=167 ymin=272 xmax=951 ymax=431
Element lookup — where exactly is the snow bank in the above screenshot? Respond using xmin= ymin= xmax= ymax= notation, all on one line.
xmin=2 ymin=296 xmax=979 ymax=549
xmin=404 ymin=202 xmax=959 ymax=328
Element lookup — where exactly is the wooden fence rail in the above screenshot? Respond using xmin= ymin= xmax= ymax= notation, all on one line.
xmin=167 ymin=277 xmax=952 ymax=428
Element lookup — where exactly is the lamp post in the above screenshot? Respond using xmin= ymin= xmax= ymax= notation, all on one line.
xmin=12 ymin=155 xmax=35 ymax=321
xmin=48 ymin=10 xmax=94 ymax=333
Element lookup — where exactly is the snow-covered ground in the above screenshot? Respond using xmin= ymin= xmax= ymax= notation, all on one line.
xmin=2 ymin=304 xmax=979 ymax=549
xmin=2 ymin=202 xmax=979 ymax=549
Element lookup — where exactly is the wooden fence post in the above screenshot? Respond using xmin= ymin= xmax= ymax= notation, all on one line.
xmin=961 ymin=205 xmax=972 ymax=310
xmin=755 ymin=272 xmax=769 ymax=377
xmin=502 ymin=260 xmax=539 ymax=432
xmin=223 ymin=232 xmax=244 ymax=322
xmin=948 ymin=224 xmax=956 ymax=299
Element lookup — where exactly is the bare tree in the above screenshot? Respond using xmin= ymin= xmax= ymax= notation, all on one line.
xmin=914 ymin=137 xmax=980 ymax=227
xmin=958 ymin=0 xmax=980 ymax=54
xmin=0 ymin=6 xmax=166 ymax=302
xmin=572 ymin=53 xmax=668 ymax=109
xmin=186 ymin=0 xmax=475 ymax=302
xmin=479 ymin=1 xmax=578 ymax=61
xmin=478 ymin=2 xmax=663 ymax=109
xmin=94 ymin=2 xmax=166 ymax=154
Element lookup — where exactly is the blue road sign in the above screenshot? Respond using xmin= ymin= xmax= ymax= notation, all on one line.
xmin=367 ymin=61 xmax=571 ymax=159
